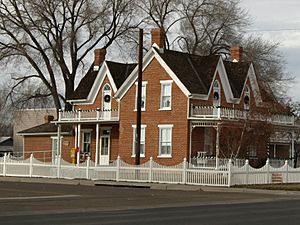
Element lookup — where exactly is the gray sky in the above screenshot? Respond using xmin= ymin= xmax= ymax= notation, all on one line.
xmin=241 ymin=0 xmax=300 ymax=101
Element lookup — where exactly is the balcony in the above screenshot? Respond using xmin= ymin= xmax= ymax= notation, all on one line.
xmin=58 ymin=108 xmax=119 ymax=123
xmin=190 ymin=105 xmax=295 ymax=126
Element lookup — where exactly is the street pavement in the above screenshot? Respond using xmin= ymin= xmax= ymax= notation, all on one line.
xmin=0 ymin=177 xmax=299 ymax=224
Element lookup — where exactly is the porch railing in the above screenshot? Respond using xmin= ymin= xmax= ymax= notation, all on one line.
xmin=58 ymin=108 xmax=119 ymax=122
xmin=190 ymin=105 xmax=295 ymax=126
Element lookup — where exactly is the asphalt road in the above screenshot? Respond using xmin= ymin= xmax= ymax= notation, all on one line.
xmin=0 ymin=181 xmax=299 ymax=225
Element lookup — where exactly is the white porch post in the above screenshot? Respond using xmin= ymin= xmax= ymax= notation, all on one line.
xmin=189 ymin=123 xmax=194 ymax=163
xmin=74 ymin=125 xmax=78 ymax=149
xmin=274 ymin=144 xmax=276 ymax=158
xmin=215 ymin=123 xmax=220 ymax=169
xmin=291 ymin=131 xmax=295 ymax=159
xmin=95 ymin=123 xmax=100 ymax=166
xmin=77 ymin=124 xmax=81 ymax=165
xmin=57 ymin=124 xmax=62 ymax=157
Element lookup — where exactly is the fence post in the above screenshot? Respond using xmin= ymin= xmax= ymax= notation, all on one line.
xmin=116 ymin=156 xmax=120 ymax=182
xmin=3 ymin=153 xmax=7 ymax=177
xmin=29 ymin=154 xmax=33 ymax=177
xmin=285 ymin=160 xmax=289 ymax=183
xmin=266 ymin=159 xmax=270 ymax=184
xmin=228 ymin=159 xmax=232 ymax=187
xmin=182 ymin=158 xmax=187 ymax=184
xmin=149 ymin=157 xmax=153 ymax=183
xmin=245 ymin=160 xmax=249 ymax=185
xmin=86 ymin=156 xmax=90 ymax=179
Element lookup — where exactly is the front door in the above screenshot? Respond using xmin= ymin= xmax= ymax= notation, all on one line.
xmin=100 ymin=129 xmax=110 ymax=165
xmin=51 ymin=137 xmax=60 ymax=164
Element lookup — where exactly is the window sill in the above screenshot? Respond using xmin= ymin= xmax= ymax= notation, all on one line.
xmin=131 ymin=154 xmax=145 ymax=158
xmin=159 ymin=108 xmax=171 ymax=111
xmin=157 ymin=155 xmax=172 ymax=158
xmin=134 ymin=109 xmax=146 ymax=112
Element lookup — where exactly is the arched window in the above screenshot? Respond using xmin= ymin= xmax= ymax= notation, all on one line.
xmin=102 ymin=84 xmax=111 ymax=108
xmin=243 ymin=85 xmax=250 ymax=110
xmin=213 ymin=80 xmax=220 ymax=106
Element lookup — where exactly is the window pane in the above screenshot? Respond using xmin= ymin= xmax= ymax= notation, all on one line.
xmin=132 ymin=127 xmax=145 ymax=155
xmin=161 ymin=83 xmax=171 ymax=108
xmin=82 ymin=132 xmax=91 ymax=153
xmin=160 ymin=127 xmax=172 ymax=155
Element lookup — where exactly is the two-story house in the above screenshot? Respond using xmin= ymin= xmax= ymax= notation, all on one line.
xmin=19 ymin=28 xmax=298 ymax=167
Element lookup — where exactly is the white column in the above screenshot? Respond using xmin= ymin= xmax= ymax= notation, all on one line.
xmin=57 ymin=124 xmax=62 ymax=157
xmin=215 ymin=123 xmax=220 ymax=169
xmin=291 ymin=131 xmax=295 ymax=159
xmin=74 ymin=125 xmax=78 ymax=149
xmin=77 ymin=124 xmax=81 ymax=165
xmin=274 ymin=144 xmax=276 ymax=158
xmin=95 ymin=123 xmax=100 ymax=166
xmin=189 ymin=124 xmax=193 ymax=163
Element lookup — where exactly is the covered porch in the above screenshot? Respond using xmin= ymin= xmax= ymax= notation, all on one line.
xmin=55 ymin=108 xmax=120 ymax=166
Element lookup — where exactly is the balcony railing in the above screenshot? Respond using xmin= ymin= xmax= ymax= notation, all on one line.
xmin=190 ymin=105 xmax=295 ymax=126
xmin=58 ymin=108 xmax=119 ymax=122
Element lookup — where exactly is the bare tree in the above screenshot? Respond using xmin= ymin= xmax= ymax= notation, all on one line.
xmin=137 ymin=0 xmax=181 ymax=49
xmin=177 ymin=0 xmax=249 ymax=55
xmin=0 ymin=0 xmax=139 ymax=112
xmin=241 ymin=36 xmax=291 ymax=99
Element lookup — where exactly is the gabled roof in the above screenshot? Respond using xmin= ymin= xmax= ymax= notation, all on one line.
xmin=224 ymin=61 xmax=251 ymax=98
xmin=18 ymin=123 xmax=73 ymax=136
xmin=156 ymin=48 xmax=219 ymax=95
xmin=70 ymin=61 xmax=136 ymax=101
xmin=106 ymin=61 xmax=137 ymax=89
xmin=71 ymin=64 xmax=98 ymax=100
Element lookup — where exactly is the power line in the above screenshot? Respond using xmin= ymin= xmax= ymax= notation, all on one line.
xmin=246 ymin=28 xmax=300 ymax=32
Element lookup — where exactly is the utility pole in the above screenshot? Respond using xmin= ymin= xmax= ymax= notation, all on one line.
xmin=135 ymin=28 xmax=143 ymax=165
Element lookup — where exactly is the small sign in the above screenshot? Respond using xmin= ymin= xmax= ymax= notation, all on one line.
xmin=272 ymin=173 xmax=283 ymax=183
xmin=63 ymin=141 xmax=70 ymax=146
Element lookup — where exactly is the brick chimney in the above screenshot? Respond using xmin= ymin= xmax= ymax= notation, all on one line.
xmin=230 ymin=46 xmax=243 ymax=62
xmin=151 ymin=28 xmax=165 ymax=49
xmin=44 ymin=115 xmax=54 ymax=123
xmin=93 ymin=48 xmax=106 ymax=71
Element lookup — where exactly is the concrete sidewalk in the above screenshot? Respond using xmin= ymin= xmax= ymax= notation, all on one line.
xmin=0 ymin=176 xmax=300 ymax=196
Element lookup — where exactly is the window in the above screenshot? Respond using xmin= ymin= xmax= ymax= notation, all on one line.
xmin=82 ymin=131 xmax=91 ymax=155
xmin=158 ymin=125 xmax=173 ymax=157
xmin=132 ymin=125 xmax=146 ymax=157
xmin=213 ymin=80 xmax=220 ymax=105
xmin=244 ymin=85 xmax=250 ymax=110
xmin=247 ymin=144 xmax=257 ymax=159
xmin=160 ymin=81 xmax=172 ymax=110
xmin=135 ymin=81 xmax=147 ymax=111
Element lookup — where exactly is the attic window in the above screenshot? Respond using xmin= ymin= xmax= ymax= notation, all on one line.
xmin=213 ymin=80 xmax=220 ymax=106
xmin=244 ymin=85 xmax=250 ymax=110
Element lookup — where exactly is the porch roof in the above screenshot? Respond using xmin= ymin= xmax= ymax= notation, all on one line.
xmin=18 ymin=123 xmax=73 ymax=136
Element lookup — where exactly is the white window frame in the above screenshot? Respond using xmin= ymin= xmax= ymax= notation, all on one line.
xmin=158 ymin=124 xmax=173 ymax=158
xmin=81 ymin=129 xmax=92 ymax=155
xmin=135 ymin=81 xmax=148 ymax=111
xmin=132 ymin=124 xmax=147 ymax=157
xmin=243 ymin=85 xmax=250 ymax=110
xmin=159 ymin=80 xmax=173 ymax=110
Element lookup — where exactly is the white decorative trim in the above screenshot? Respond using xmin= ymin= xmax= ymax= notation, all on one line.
xmin=248 ymin=63 xmax=262 ymax=105
xmin=160 ymin=80 xmax=173 ymax=84
xmin=158 ymin=124 xmax=174 ymax=128
xmin=132 ymin=124 xmax=147 ymax=128
xmin=157 ymin=155 xmax=172 ymax=158
xmin=115 ymin=47 xmax=191 ymax=100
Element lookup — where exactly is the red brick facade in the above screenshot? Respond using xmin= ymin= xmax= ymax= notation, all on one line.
xmin=21 ymin=42 xmax=295 ymax=166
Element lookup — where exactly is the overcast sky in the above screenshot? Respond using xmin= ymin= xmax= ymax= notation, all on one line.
xmin=240 ymin=0 xmax=300 ymax=101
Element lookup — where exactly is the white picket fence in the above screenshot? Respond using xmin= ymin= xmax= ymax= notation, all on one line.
xmin=0 ymin=153 xmax=300 ymax=187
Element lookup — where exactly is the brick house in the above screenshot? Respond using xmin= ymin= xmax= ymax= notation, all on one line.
xmin=19 ymin=28 xmax=299 ymax=167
